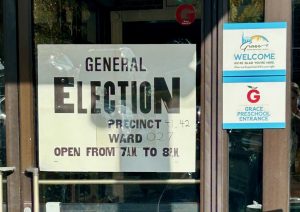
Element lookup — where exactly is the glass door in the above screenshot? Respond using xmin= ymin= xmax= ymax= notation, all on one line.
xmin=33 ymin=1 xmax=202 ymax=211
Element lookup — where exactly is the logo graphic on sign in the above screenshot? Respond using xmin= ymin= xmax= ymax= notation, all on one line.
xmin=176 ymin=4 xmax=196 ymax=26
xmin=247 ymin=85 xmax=260 ymax=103
xmin=223 ymin=22 xmax=286 ymax=129
xmin=240 ymin=33 xmax=269 ymax=51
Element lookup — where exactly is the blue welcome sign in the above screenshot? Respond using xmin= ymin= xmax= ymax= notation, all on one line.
xmin=223 ymin=22 xmax=287 ymax=129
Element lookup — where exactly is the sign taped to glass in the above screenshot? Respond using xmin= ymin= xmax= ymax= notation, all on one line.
xmin=38 ymin=44 xmax=196 ymax=172
xmin=222 ymin=22 xmax=287 ymax=129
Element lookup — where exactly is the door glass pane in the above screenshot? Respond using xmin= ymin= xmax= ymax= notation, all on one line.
xmin=229 ymin=130 xmax=263 ymax=211
xmin=290 ymin=0 xmax=300 ymax=210
xmin=0 ymin=5 xmax=5 ymax=212
xmin=228 ymin=0 xmax=264 ymax=211
xmin=34 ymin=0 xmax=201 ymax=211
xmin=0 ymin=0 xmax=5 ymax=167
xmin=0 ymin=0 xmax=9 ymax=211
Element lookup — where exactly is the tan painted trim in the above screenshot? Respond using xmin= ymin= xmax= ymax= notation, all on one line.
xmin=18 ymin=0 xmax=35 ymax=210
xmin=263 ymin=0 xmax=291 ymax=211
xmin=201 ymin=0 xmax=213 ymax=211
xmin=217 ymin=0 xmax=229 ymax=211
xmin=201 ymin=0 xmax=230 ymax=211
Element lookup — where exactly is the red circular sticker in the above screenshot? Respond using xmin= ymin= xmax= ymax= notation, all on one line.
xmin=176 ymin=4 xmax=196 ymax=26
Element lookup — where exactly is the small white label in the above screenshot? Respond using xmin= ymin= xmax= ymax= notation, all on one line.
xmin=46 ymin=202 xmax=61 ymax=212
xmin=24 ymin=207 xmax=31 ymax=212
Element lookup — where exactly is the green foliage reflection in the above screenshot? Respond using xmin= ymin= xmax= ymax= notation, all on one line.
xmin=229 ymin=0 xmax=264 ymax=22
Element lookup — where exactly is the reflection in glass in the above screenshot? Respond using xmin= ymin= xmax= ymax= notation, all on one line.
xmin=34 ymin=0 xmax=97 ymax=44
xmin=291 ymin=1 xmax=300 ymax=210
xmin=229 ymin=130 xmax=262 ymax=212
xmin=40 ymin=183 xmax=199 ymax=204
xmin=290 ymin=83 xmax=300 ymax=211
xmin=229 ymin=0 xmax=264 ymax=22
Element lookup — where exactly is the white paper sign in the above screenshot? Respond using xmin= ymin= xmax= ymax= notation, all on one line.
xmin=38 ymin=44 xmax=196 ymax=172
xmin=223 ymin=76 xmax=286 ymax=129
xmin=223 ymin=22 xmax=287 ymax=77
